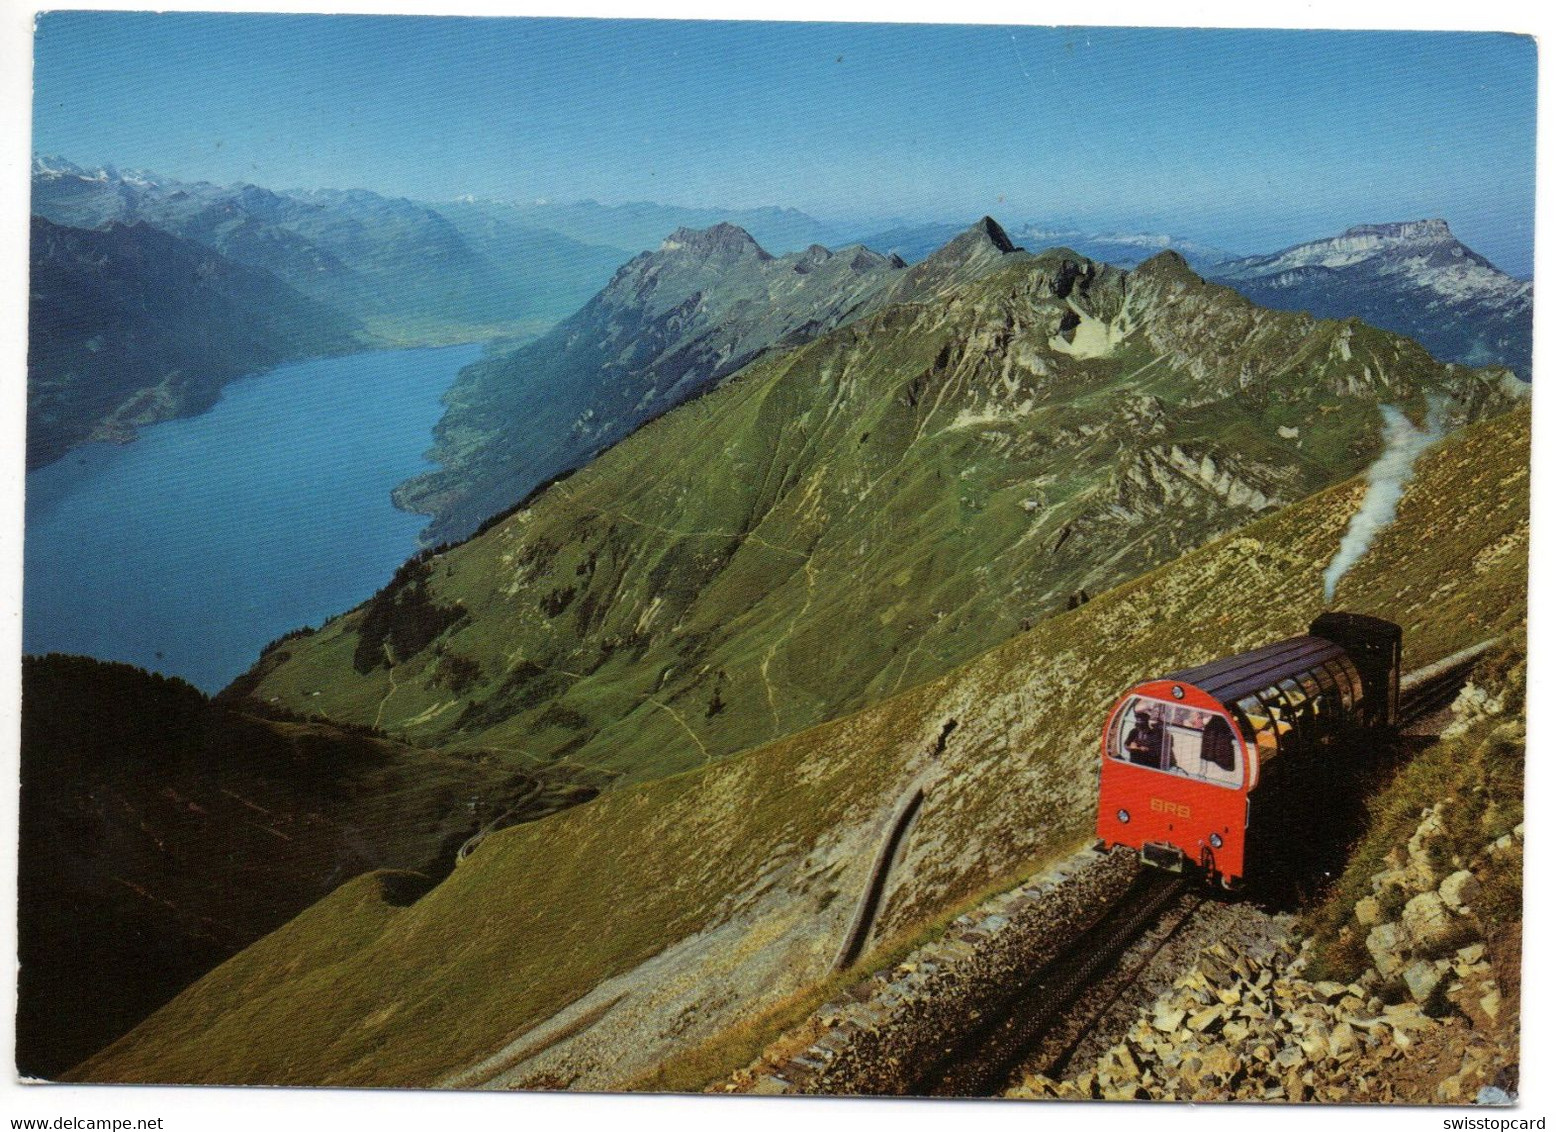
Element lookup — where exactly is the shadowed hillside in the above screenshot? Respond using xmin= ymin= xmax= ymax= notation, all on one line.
xmin=27 ymin=216 xmax=363 ymax=469
xmin=16 ymin=655 xmax=607 ymax=1078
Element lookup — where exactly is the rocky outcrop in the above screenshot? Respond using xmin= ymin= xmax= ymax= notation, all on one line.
xmin=1012 ymin=929 xmax=1512 ymax=1104
xmin=1348 ymin=809 xmax=1519 ymax=1009
xmin=723 ymin=847 xmax=1138 ymax=1097
xmin=1112 ymin=444 xmax=1284 ymax=518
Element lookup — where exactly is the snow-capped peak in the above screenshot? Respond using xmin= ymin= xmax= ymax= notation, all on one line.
xmin=31 ymin=154 xmax=87 ymax=179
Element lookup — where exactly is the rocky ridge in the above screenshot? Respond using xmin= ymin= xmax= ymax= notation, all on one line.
xmin=238 ymin=236 xmax=1521 ymax=791
xmin=392 ymin=218 xmax=1015 ymax=544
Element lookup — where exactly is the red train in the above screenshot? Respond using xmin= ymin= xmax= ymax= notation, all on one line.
xmin=1095 ymin=612 xmax=1401 ymax=888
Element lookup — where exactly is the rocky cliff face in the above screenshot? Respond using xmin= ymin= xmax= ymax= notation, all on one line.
xmin=1212 ymin=220 xmax=1532 ymax=380
xmin=231 ymin=239 xmax=1521 ymax=794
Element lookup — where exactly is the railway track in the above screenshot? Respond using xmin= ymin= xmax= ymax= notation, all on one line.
xmin=1398 ymin=638 xmax=1498 ymax=726
xmin=904 ymin=641 xmax=1496 ymax=1097
xmin=913 ymin=869 xmax=1197 ymax=1096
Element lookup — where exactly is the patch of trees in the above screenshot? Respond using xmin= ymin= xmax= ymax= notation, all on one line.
xmin=352 ymin=553 xmax=469 ymax=675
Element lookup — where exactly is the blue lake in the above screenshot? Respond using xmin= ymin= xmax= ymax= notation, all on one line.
xmin=24 ymin=344 xmax=483 ymax=692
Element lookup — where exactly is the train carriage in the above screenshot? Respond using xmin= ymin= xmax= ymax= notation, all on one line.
xmin=1095 ymin=612 xmax=1402 ymax=887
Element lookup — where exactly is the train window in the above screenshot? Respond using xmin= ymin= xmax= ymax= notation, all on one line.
xmin=1319 ymin=660 xmax=1352 ymax=712
xmin=1237 ymin=694 xmax=1277 ymax=750
xmin=1310 ymin=663 xmax=1339 ymax=701
xmin=1112 ymin=696 xmax=1241 ymax=787
xmin=1343 ymin=662 xmax=1366 ymax=708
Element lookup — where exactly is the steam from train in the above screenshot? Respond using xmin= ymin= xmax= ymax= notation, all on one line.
xmin=1323 ymin=400 xmax=1446 ymax=602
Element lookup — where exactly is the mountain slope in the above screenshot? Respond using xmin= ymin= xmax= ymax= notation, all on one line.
xmin=233 ymin=238 xmax=1521 ymax=790
xmin=425 ymin=198 xmax=633 ymax=324
xmin=17 ymin=654 xmax=606 ymax=1078
xmin=393 ymin=222 xmax=942 ymax=543
xmin=72 ymin=404 xmax=1529 ymax=1089
xmin=27 ymin=216 xmax=362 ymax=470
xmin=1212 ymin=220 xmax=1532 ymax=379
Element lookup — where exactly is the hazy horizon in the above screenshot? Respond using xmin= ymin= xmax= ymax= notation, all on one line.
xmin=33 ymin=15 xmax=1537 ymax=275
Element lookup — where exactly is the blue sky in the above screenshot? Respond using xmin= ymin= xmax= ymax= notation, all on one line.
xmin=32 ymin=14 xmax=1537 ymax=273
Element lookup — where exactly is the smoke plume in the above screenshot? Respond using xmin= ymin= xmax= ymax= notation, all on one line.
xmin=1322 ymin=401 xmax=1446 ymax=602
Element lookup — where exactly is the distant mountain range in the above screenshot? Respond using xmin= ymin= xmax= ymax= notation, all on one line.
xmin=27 ymin=155 xmax=1535 ymax=486
xmin=457 ymin=195 xmax=856 ymax=258
xmin=1209 ymin=220 xmax=1533 ymax=380
xmin=859 ymin=220 xmax=1233 ymax=271
xmin=860 ymin=216 xmax=1533 ymax=382
xmin=27 ymin=215 xmax=362 ymax=470
xmin=30 ymin=157 xmax=631 ymax=340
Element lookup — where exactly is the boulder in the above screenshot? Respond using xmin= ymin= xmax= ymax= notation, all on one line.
xmin=1480 ymin=987 xmax=1502 ymax=1021
xmin=1406 ymin=805 xmax=1448 ymax=884
xmin=1402 ymin=892 xmax=1459 ymax=955
xmin=1403 ymin=959 xmax=1445 ymax=1003
xmin=1366 ymin=922 xmax=1408 ymax=977
xmin=1187 ymin=1004 xmax=1226 ymax=1032
xmin=1457 ymin=942 xmax=1487 ymax=965
xmin=1298 ymin=1029 xmax=1331 ymax=1061
xmin=1355 ymin=896 xmax=1383 ymax=927
xmin=1329 ymin=1021 xmax=1359 ymax=1061
xmin=1439 ymin=869 xmax=1482 ymax=912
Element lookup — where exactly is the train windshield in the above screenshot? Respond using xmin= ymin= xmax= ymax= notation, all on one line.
xmin=1111 ymin=697 xmax=1241 ymax=787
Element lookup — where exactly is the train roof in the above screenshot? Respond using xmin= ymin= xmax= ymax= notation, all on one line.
xmin=1165 ymin=634 xmax=1350 ymax=705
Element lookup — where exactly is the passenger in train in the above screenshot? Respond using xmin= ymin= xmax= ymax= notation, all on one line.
xmin=1124 ymin=709 xmax=1162 ymax=767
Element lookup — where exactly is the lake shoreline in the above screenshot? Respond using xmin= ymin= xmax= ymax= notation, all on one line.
xmin=24 ymin=342 xmax=486 ymax=693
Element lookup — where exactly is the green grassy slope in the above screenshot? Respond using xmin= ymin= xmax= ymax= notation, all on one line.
xmin=235 ymin=248 xmax=1520 ymax=791
xmin=17 ymin=655 xmax=607 ymax=1078
xmin=75 ymin=405 xmax=1528 ymax=1088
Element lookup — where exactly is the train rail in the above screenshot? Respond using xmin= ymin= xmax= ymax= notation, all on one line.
xmin=1398 ymin=638 xmax=1499 ymax=727
xmin=913 ymin=870 xmax=1197 ymax=1096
